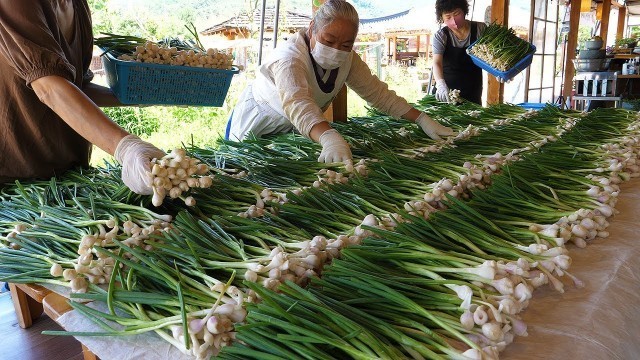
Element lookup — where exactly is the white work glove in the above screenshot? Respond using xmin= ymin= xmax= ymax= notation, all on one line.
xmin=496 ymin=76 xmax=512 ymax=84
xmin=115 ymin=135 xmax=166 ymax=195
xmin=317 ymin=129 xmax=352 ymax=163
xmin=435 ymin=79 xmax=450 ymax=103
xmin=416 ymin=112 xmax=456 ymax=140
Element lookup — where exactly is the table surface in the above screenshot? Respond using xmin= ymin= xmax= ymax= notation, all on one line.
xmin=41 ymin=179 xmax=640 ymax=360
xmin=613 ymin=54 xmax=639 ymax=60
xmin=502 ymin=178 xmax=640 ymax=360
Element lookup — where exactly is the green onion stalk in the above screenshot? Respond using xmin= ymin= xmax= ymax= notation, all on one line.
xmin=420 ymin=101 xmax=526 ymax=129
xmin=190 ymin=139 xmax=334 ymax=189
xmin=0 ymin=248 xmax=71 ymax=286
xmin=162 ymin=211 xmax=322 ymax=292
xmin=0 ymin=180 xmax=174 ymax=295
xmin=218 ymin=280 xmax=410 ymax=360
xmin=94 ymin=33 xmax=148 ymax=57
xmin=164 ymin=174 xmax=271 ymax=218
xmin=312 ymin=249 xmax=508 ymax=357
xmin=468 ymin=143 xmax=628 ymax=250
xmin=416 ymin=96 xmax=482 ymax=116
xmin=45 ymin=240 xmax=246 ymax=360
xmin=94 ymin=29 xmax=207 ymax=59
xmin=366 ymin=210 xmax=551 ymax=293
xmin=333 ymin=116 xmax=448 ymax=156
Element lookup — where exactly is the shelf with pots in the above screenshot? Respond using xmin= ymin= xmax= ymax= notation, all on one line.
xmin=573 ymin=37 xmax=611 ymax=72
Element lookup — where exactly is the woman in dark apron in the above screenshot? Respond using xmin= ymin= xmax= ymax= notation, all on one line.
xmin=432 ymin=0 xmax=486 ymax=105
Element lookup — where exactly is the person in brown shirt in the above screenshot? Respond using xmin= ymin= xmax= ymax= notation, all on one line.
xmin=0 ymin=0 xmax=164 ymax=195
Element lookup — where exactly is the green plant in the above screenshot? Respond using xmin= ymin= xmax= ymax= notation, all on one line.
xmin=103 ymin=107 xmax=159 ymax=137
xmin=623 ymin=98 xmax=640 ymax=111
xmin=615 ymin=37 xmax=637 ymax=47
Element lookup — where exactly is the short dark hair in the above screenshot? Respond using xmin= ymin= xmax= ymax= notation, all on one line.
xmin=435 ymin=0 xmax=469 ymax=23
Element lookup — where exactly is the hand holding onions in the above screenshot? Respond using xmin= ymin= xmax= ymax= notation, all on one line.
xmin=114 ymin=137 xmax=213 ymax=205
xmin=148 ymin=148 xmax=213 ymax=207
xmin=115 ymin=135 xmax=166 ymax=195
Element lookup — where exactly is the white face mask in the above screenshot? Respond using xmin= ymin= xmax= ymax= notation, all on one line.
xmin=310 ymin=41 xmax=350 ymax=70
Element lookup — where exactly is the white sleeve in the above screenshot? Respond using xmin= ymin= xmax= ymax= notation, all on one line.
xmin=345 ymin=53 xmax=412 ymax=119
xmin=271 ymin=58 xmax=327 ymax=138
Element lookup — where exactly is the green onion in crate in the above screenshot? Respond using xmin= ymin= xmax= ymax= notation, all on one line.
xmin=94 ymin=33 xmax=148 ymax=57
xmin=94 ymin=24 xmax=235 ymax=70
xmin=468 ymin=23 xmax=532 ymax=72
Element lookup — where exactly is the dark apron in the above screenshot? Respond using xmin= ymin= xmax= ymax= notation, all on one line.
xmin=442 ymin=22 xmax=483 ymax=104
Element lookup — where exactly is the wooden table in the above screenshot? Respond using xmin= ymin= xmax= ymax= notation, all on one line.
xmin=613 ymin=54 xmax=639 ymax=60
xmin=616 ymin=74 xmax=640 ymax=78
xmin=43 ymin=292 xmax=99 ymax=360
xmin=9 ymin=283 xmax=99 ymax=360
xmin=8 ymin=283 xmax=50 ymax=328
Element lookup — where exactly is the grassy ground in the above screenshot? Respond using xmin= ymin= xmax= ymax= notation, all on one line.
xmin=91 ymin=63 xmax=426 ymax=166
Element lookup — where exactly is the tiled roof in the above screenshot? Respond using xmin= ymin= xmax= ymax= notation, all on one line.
xmin=360 ymin=9 xmax=412 ymax=24
xmin=359 ymin=7 xmax=436 ymax=34
xmin=201 ymin=8 xmax=311 ymax=35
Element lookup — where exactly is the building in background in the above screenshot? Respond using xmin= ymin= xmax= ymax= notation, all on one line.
xmin=200 ymin=7 xmax=312 ymax=70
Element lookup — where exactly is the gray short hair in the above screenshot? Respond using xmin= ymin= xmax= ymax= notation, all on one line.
xmin=312 ymin=0 xmax=359 ymax=33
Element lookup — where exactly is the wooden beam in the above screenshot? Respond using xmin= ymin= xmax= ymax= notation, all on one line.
xmin=563 ymin=0 xmax=581 ymax=103
xmin=487 ymin=0 xmax=508 ymax=105
xmin=313 ymin=0 xmax=348 ymax=122
xmin=617 ymin=6 xmax=627 ymax=41
xmin=426 ymin=35 xmax=431 ymax=59
xmin=600 ymin=0 xmax=612 ymax=48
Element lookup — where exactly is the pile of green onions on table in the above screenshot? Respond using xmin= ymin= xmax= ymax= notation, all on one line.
xmin=1 ymin=99 xmax=640 ymax=359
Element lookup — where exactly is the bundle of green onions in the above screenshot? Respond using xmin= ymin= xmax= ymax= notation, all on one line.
xmin=94 ymin=23 xmax=234 ymax=70
xmin=94 ymin=24 xmax=206 ymax=57
xmin=468 ymin=23 xmax=534 ymax=72
xmin=93 ymin=33 xmax=148 ymax=57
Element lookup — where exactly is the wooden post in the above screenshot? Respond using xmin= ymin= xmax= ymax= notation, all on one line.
xmin=600 ymin=0 xmax=612 ymax=48
xmin=392 ymin=36 xmax=398 ymax=63
xmin=617 ymin=6 xmax=627 ymax=41
xmin=487 ymin=0 xmax=508 ymax=105
xmin=386 ymin=37 xmax=391 ymax=64
xmin=425 ymin=34 xmax=431 ymax=60
xmin=313 ymin=0 xmax=348 ymax=122
xmin=563 ymin=0 xmax=581 ymax=103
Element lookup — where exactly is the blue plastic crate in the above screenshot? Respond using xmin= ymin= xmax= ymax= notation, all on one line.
xmin=101 ymin=51 xmax=239 ymax=107
xmin=517 ymin=102 xmax=560 ymax=110
xmin=467 ymin=41 xmax=536 ymax=82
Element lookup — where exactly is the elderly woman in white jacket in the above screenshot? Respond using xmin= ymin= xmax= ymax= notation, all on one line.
xmin=226 ymin=0 xmax=455 ymax=163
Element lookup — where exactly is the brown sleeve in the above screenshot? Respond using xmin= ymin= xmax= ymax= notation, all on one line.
xmin=0 ymin=0 xmax=76 ymax=85
xmin=77 ymin=0 xmax=94 ymax=87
